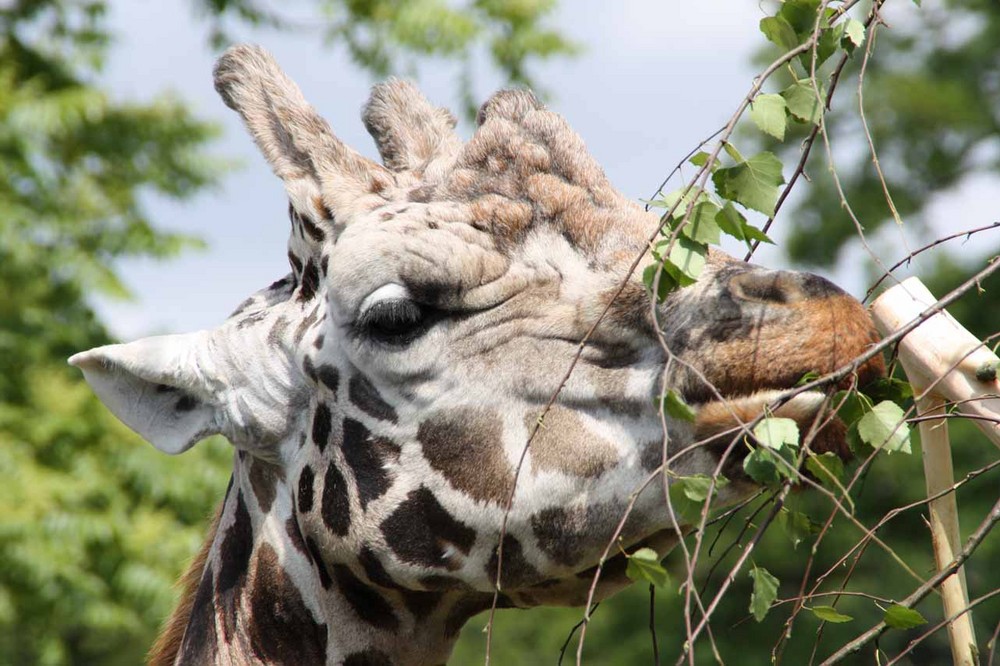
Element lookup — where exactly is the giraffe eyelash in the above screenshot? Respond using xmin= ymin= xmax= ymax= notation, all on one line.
xmin=356 ymin=299 xmax=430 ymax=345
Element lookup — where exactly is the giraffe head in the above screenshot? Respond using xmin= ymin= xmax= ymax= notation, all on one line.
xmin=71 ymin=45 xmax=883 ymax=661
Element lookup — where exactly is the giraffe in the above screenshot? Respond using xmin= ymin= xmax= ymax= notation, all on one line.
xmin=70 ymin=44 xmax=885 ymax=665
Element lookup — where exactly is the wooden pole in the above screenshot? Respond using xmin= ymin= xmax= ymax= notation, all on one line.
xmin=913 ymin=394 xmax=977 ymax=665
xmin=872 ymin=278 xmax=1000 ymax=447
xmin=871 ymin=277 xmax=998 ymax=665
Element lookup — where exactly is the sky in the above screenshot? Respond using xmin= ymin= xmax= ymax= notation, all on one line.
xmin=94 ymin=0 xmax=997 ymax=340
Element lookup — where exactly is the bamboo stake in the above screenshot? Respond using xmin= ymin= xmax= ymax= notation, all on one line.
xmin=871 ymin=277 xmax=998 ymax=665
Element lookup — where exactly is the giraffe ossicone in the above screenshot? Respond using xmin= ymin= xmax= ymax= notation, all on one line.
xmin=70 ymin=44 xmax=884 ymax=665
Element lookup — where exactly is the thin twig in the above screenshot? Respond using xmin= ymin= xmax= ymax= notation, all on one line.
xmin=649 ymin=584 xmax=661 ymax=666
xmin=819 ymin=496 xmax=1000 ymax=665
xmin=865 ymin=221 xmax=1000 ymax=300
xmin=886 ymin=588 xmax=1000 ymax=665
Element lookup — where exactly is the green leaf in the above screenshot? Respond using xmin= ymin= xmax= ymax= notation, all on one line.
xmin=796 ymin=371 xmax=820 ymax=386
xmin=689 ymin=151 xmax=720 ymax=172
xmin=809 ymin=23 xmax=843 ymax=69
xmin=811 ymin=605 xmax=853 ymax=623
xmin=669 ymin=474 xmax=729 ymax=522
xmin=661 ymin=390 xmax=696 ymax=422
xmin=841 ymin=18 xmax=866 ymax=51
xmin=779 ymin=0 xmax=823 ymax=34
xmin=741 ymin=221 xmax=775 ymax=244
xmin=883 ymin=604 xmax=927 ymax=630
xmin=723 ymin=141 xmax=745 ymax=163
xmin=626 ymin=547 xmax=670 ymax=588
xmin=715 ymin=202 xmax=775 ymax=245
xmin=643 ymin=262 xmax=678 ymax=302
xmin=782 ymin=80 xmax=825 ymax=125
xmin=750 ymin=93 xmax=788 ymax=141
xmin=833 ymin=389 xmax=871 ymax=426
xmin=712 ymin=152 xmax=785 ymax=216
xmin=759 ymin=15 xmax=800 ymax=51
xmin=857 ymin=401 xmax=911 ymax=454
xmin=753 ymin=417 xmax=800 ymax=451
xmin=674 ymin=474 xmax=728 ymax=502
xmin=863 ymin=377 xmax=914 ymax=404
xmin=778 ymin=508 xmax=818 ymax=549
xmin=716 ymin=202 xmax=747 ymax=240
xmin=749 ymin=566 xmax=779 ymax=622
xmin=658 ymin=187 xmax=709 ymax=218
xmin=679 ymin=202 xmax=722 ymax=244
xmin=845 ymin=420 xmax=866 ymax=455
xmin=805 ymin=452 xmax=845 ymax=491
xmin=744 ymin=447 xmax=782 ymax=486
xmin=664 ymin=236 xmax=708 ymax=285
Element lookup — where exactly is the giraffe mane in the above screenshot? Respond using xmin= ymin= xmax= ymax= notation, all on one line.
xmin=146 ymin=504 xmax=223 ymax=666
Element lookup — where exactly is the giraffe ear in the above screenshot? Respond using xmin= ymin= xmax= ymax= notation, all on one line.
xmin=69 ymin=333 xmax=220 ymax=455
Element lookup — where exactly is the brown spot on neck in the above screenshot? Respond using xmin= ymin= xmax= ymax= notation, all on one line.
xmin=249 ymin=457 xmax=282 ymax=513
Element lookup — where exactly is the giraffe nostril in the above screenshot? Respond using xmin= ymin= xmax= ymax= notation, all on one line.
xmin=798 ymin=272 xmax=845 ymax=299
xmin=729 ymin=270 xmax=804 ymax=305
xmin=729 ymin=270 xmax=845 ymax=305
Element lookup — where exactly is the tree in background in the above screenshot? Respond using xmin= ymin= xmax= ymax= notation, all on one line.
xmin=0 ymin=1 xmax=227 ymax=662
xmin=0 ymin=1 xmax=571 ymax=663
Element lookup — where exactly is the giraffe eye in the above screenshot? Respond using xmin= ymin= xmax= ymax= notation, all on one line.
xmin=358 ymin=299 xmax=428 ymax=345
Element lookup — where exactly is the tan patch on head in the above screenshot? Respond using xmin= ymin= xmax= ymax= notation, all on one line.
xmin=418 ymin=408 xmax=513 ymax=504
xmin=683 ymin=292 xmax=885 ymax=405
xmin=470 ymin=195 xmax=533 ymax=240
xmin=529 ymin=406 xmax=616 ymax=478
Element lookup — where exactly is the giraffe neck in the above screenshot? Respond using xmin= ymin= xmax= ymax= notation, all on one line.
xmin=169 ymin=452 xmax=490 ymax=666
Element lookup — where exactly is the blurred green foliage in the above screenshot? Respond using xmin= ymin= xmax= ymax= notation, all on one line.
xmin=0 ymin=1 xmax=232 ymax=662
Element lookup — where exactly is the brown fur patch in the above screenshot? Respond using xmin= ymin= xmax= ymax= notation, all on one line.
xmin=528 ymin=407 xmax=616 ymax=478
xmin=249 ymin=458 xmax=281 ymax=513
xmin=247 ymin=543 xmax=329 ymax=663
xmin=470 ymin=194 xmax=533 ymax=241
xmin=418 ymin=408 xmax=513 ymax=505
xmin=486 ymin=534 xmax=540 ymax=588
xmin=147 ymin=504 xmax=222 ymax=666
xmin=681 ymin=292 xmax=885 ymax=405
xmin=380 ymin=486 xmax=476 ymax=569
